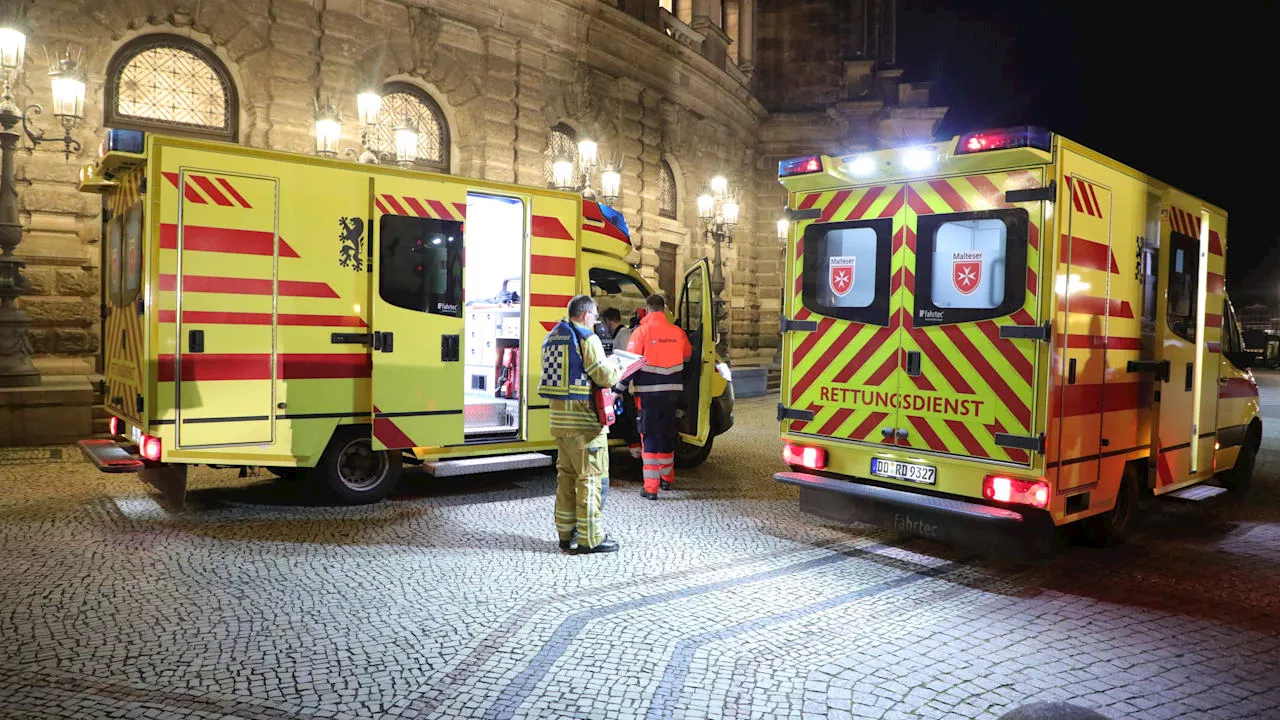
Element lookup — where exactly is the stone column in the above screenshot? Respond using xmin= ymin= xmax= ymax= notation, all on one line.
xmin=690 ymin=0 xmax=729 ymax=68
xmin=736 ymin=0 xmax=756 ymax=75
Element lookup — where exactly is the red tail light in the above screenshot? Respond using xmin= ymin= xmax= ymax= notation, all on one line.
xmin=108 ymin=416 xmax=122 ymax=437
xmin=778 ymin=155 xmax=823 ymax=177
xmin=955 ymin=126 xmax=1052 ymax=155
xmin=140 ymin=434 xmax=162 ymax=462
xmin=983 ymin=474 xmax=1049 ymax=508
xmin=783 ymin=442 xmax=827 ymax=470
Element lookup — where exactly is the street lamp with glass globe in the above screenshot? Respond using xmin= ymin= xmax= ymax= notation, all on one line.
xmin=0 ymin=17 xmax=86 ymax=388
xmin=696 ymin=174 xmax=741 ymax=358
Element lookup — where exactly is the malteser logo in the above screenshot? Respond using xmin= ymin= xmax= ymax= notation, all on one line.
xmin=829 ymin=256 xmax=856 ymax=297
xmin=952 ymin=251 xmax=982 ymax=295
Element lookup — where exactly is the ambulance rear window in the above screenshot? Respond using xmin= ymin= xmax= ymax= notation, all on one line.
xmin=122 ymin=202 xmax=143 ymax=306
xmin=379 ymin=215 xmax=465 ymax=317
xmin=1167 ymin=232 xmax=1199 ymax=342
xmin=913 ymin=209 xmax=1029 ymax=326
xmin=800 ymin=219 xmax=892 ymax=325
xmin=106 ymin=215 xmax=123 ymax=306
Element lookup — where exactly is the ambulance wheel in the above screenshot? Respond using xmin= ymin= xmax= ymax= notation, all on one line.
xmin=1080 ymin=464 xmax=1141 ymax=547
xmin=1219 ymin=427 xmax=1259 ymax=492
xmin=675 ymin=435 xmax=713 ymax=468
xmin=315 ymin=428 xmax=402 ymax=504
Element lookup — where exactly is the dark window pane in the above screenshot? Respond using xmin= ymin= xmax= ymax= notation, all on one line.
xmin=800 ymin=219 xmax=893 ymax=326
xmin=379 ymin=215 xmax=465 ymax=317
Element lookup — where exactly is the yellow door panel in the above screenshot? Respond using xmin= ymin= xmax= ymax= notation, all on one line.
xmin=370 ymin=176 xmax=468 ymax=450
xmin=174 ymin=171 xmax=279 ymax=448
xmin=677 ymin=258 xmax=714 ymax=445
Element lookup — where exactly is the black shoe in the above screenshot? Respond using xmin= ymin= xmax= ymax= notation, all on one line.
xmin=641 ymin=491 xmax=659 ymax=500
xmin=559 ymin=539 xmax=574 ymax=551
xmin=659 ymin=480 xmax=671 ymax=491
xmin=575 ymin=536 xmax=620 ymax=554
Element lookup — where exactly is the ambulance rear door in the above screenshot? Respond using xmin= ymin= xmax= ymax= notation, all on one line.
xmin=894 ymin=170 xmax=1048 ymax=466
xmin=781 ymin=182 xmax=907 ymax=447
xmin=369 ymin=176 xmax=468 ymax=450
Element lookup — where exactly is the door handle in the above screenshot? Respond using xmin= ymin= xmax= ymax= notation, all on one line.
xmin=1067 ymin=357 xmax=1077 ymax=384
xmin=905 ymin=350 xmax=922 ymax=377
xmin=895 ymin=428 xmax=909 ymax=440
xmin=441 ymin=334 xmax=460 ymax=362
xmin=373 ymin=331 xmax=395 ymax=353
xmin=188 ymin=329 xmax=204 ymax=353
xmin=881 ymin=427 xmax=894 ymax=439
xmin=1185 ymin=361 xmax=1194 ymax=391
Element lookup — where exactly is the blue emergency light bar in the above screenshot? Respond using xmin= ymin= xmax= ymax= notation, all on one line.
xmin=955 ymin=126 xmax=1052 ymax=155
xmin=102 ymin=128 xmax=146 ymax=154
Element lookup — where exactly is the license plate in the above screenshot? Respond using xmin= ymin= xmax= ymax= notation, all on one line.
xmin=870 ymin=458 xmax=936 ymax=485
xmin=129 ymin=425 xmax=143 ymax=445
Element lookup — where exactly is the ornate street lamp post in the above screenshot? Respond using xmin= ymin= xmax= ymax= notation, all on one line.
xmin=773 ymin=216 xmax=789 ymax=366
xmin=697 ymin=175 xmax=740 ymax=358
xmin=314 ymin=88 xmax=419 ymax=167
xmin=550 ymin=134 xmax=622 ymax=205
xmin=0 ymin=19 xmax=86 ymax=388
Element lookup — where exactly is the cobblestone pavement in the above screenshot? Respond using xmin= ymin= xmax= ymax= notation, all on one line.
xmin=3 ymin=378 xmax=1280 ymax=720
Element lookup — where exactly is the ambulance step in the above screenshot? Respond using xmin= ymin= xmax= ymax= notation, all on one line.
xmin=1165 ymin=484 xmax=1229 ymax=502
xmin=77 ymin=439 xmax=145 ymax=473
xmin=424 ymin=452 xmax=553 ymax=477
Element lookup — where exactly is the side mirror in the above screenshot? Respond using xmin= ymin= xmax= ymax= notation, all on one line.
xmin=1225 ymin=350 xmax=1256 ymax=369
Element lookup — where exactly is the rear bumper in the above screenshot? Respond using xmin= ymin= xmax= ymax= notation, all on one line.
xmin=775 ymin=471 xmax=1052 ymax=555
xmin=78 ymin=439 xmax=145 ymax=473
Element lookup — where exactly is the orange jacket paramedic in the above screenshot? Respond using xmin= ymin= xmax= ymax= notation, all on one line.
xmin=626 ymin=296 xmax=692 ymax=499
xmin=626 ymin=309 xmax=692 ymax=394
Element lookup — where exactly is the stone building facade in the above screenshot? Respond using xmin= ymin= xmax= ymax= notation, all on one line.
xmin=2 ymin=0 xmax=944 ymax=443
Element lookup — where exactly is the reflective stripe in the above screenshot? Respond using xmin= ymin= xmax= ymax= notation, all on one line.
xmin=638 ymin=364 xmax=684 ymax=376
xmin=634 ymin=383 xmax=684 ymax=393
xmin=643 ymin=469 xmax=662 ymax=478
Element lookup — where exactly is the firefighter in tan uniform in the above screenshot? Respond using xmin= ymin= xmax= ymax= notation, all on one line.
xmin=538 ymin=295 xmax=624 ymax=554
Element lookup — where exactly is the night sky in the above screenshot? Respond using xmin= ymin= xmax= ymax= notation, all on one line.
xmin=898 ymin=0 xmax=1279 ymax=303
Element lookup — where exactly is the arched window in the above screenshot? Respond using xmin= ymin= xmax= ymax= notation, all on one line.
xmin=543 ymin=123 xmax=579 ymax=188
xmin=105 ymin=35 xmax=237 ymax=142
xmin=368 ymin=82 xmax=450 ymax=173
xmin=658 ymin=160 xmax=678 ymax=219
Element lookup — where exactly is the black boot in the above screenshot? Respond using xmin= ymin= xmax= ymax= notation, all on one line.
xmin=575 ymin=535 xmax=620 ymax=554
xmin=659 ymin=480 xmax=671 ymax=491
xmin=641 ymin=491 xmax=658 ymax=500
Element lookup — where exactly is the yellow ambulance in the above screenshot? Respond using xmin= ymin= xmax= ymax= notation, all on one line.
xmin=76 ymin=131 xmax=733 ymax=507
xmin=774 ymin=126 xmax=1260 ymax=550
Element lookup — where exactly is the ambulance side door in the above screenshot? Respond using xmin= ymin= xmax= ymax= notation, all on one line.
xmin=677 ymin=258 xmax=715 ymax=446
xmin=1152 ymin=199 xmax=1210 ymax=487
xmin=369 ymin=177 xmax=467 ymax=450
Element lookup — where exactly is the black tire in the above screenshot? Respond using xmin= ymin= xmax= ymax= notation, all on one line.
xmin=1080 ymin=464 xmax=1141 ymax=547
xmin=1220 ymin=430 xmax=1259 ymax=492
xmin=675 ymin=434 xmax=713 ymax=468
xmin=311 ymin=428 xmax=402 ymax=504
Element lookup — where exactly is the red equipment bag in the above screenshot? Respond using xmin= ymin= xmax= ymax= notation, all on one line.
xmin=496 ymin=347 xmax=520 ymax=399
xmin=595 ymin=387 xmax=618 ymax=426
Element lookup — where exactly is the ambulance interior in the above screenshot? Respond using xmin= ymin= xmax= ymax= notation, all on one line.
xmin=589 ymin=268 xmax=650 ymax=354
xmin=462 ymin=194 xmax=526 ymax=441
